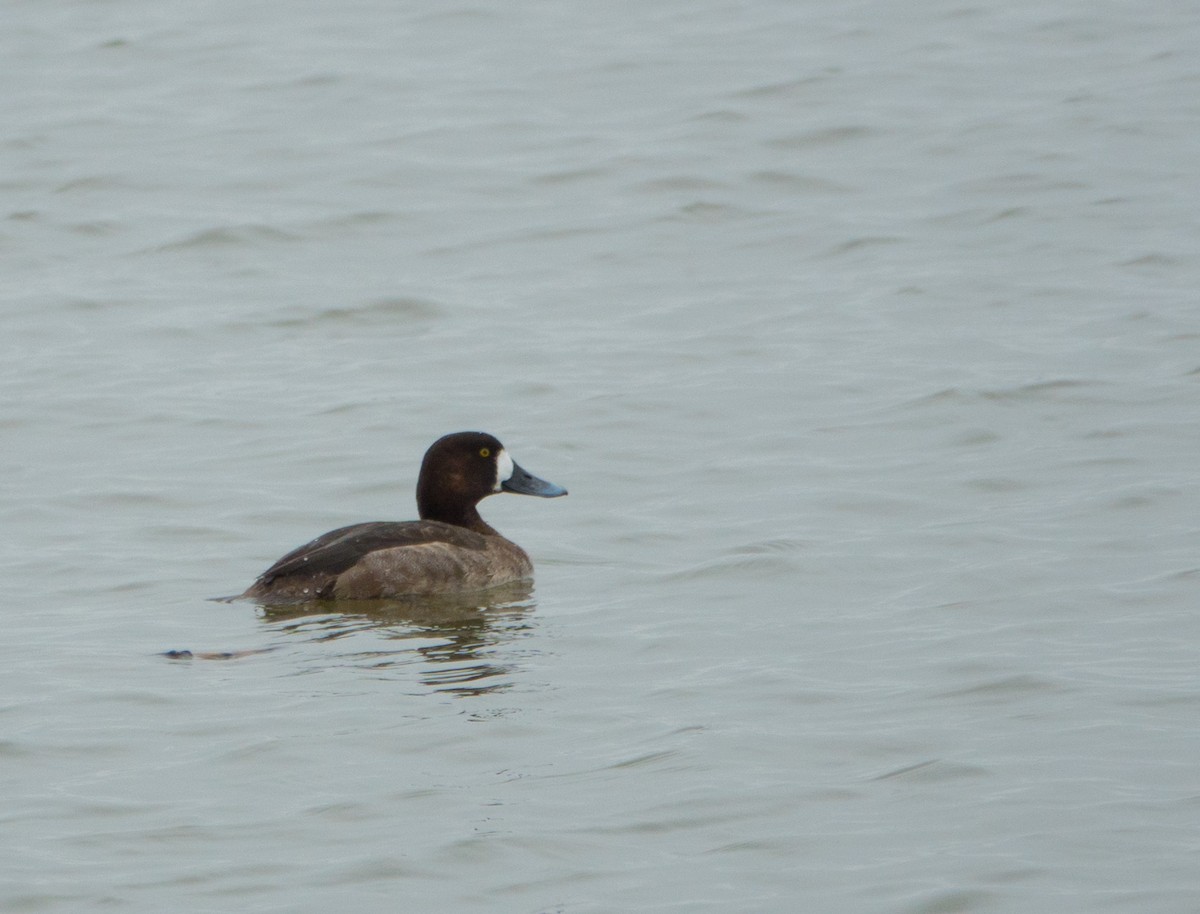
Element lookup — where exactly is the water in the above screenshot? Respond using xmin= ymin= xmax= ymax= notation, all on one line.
xmin=4 ymin=0 xmax=1200 ymax=911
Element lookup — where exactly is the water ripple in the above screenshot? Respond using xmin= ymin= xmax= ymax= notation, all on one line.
xmin=151 ymin=224 xmax=301 ymax=251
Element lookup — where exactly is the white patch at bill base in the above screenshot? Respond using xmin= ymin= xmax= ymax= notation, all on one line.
xmin=494 ymin=449 xmax=515 ymax=491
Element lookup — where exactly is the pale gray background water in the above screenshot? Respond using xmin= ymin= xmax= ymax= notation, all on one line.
xmin=3 ymin=0 xmax=1199 ymax=911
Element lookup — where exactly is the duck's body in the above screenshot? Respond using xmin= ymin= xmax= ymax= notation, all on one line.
xmin=239 ymin=432 xmax=566 ymax=604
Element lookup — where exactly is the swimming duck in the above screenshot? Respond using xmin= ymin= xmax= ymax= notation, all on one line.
xmin=239 ymin=431 xmax=566 ymax=603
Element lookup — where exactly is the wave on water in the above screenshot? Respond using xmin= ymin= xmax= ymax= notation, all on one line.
xmin=150 ymin=224 xmax=302 ymax=252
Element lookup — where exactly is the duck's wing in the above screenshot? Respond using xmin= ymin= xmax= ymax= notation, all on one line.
xmin=253 ymin=521 xmax=487 ymax=587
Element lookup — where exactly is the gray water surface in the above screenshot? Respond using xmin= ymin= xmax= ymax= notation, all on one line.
xmin=4 ymin=1 xmax=1200 ymax=911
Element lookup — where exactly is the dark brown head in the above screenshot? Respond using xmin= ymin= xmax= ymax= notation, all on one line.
xmin=415 ymin=432 xmax=567 ymax=532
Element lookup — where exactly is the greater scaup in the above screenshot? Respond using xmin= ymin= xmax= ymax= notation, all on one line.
xmin=239 ymin=432 xmax=566 ymax=603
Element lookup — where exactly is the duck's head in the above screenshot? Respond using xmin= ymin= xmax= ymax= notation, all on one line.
xmin=416 ymin=431 xmax=567 ymax=528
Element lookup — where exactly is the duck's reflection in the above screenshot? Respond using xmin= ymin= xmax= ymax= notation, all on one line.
xmin=255 ymin=581 xmax=537 ymax=696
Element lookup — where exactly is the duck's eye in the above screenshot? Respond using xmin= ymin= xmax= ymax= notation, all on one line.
xmin=479 ymin=447 xmax=490 ymax=458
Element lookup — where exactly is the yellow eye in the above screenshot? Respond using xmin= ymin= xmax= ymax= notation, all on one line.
xmin=479 ymin=447 xmax=490 ymax=458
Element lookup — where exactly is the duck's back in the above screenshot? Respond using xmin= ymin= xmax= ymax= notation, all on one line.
xmin=241 ymin=520 xmax=532 ymax=602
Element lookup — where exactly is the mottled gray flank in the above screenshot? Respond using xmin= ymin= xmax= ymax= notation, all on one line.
xmin=336 ymin=538 xmax=533 ymax=598
xmin=241 ymin=528 xmax=533 ymax=601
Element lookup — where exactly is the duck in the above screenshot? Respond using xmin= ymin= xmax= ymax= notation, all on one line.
xmin=238 ymin=431 xmax=566 ymax=603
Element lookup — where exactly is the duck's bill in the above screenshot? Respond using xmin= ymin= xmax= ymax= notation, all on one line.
xmin=502 ymin=463 xmax=568 ymax=498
